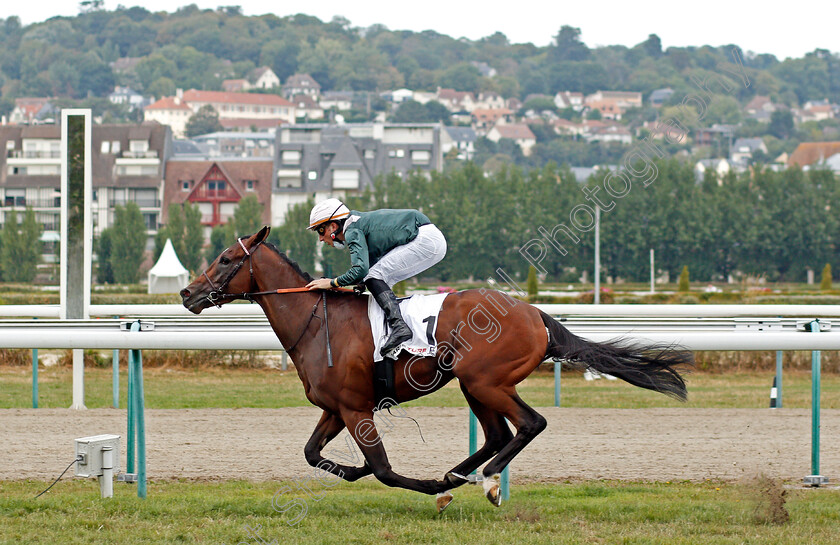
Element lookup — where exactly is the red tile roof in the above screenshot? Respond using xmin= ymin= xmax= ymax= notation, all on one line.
xmin=146 ymin=97 xmax=191 ymax=111
xmin=492 ymin=123 xmax=535 ymax=140
xmin=788 ymin=142 xmax=840 ymax=166
xmin=183 ymin=90 xmax=293 ymax=107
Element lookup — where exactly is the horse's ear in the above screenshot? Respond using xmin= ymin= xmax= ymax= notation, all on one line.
xmin=253 ymin=225 xmax=270 ymax=245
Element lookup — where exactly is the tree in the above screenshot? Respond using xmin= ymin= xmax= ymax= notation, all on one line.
xmin=232 ymin=194 xmax=263 ymax=238
xmin=96 ymin=227 xmax=114 ymax=283
xmin=185 ymin=105 xmax=223 ymax=138
xmin=549 ymin=26 xmax=590 ymax=62
xmin=182 ymin=202 xmax=205 ymax=272
xmin=678 ymin=265 xmax=690 ymax=292
xmin=769 ymin=110 xmax=794 ymax=140
xmin=0 ymin=208 xmax=42 ymax=282
xmin=527 ymin=265 xmax=538 ymax=301
xmin=205 ymin=223 xmax=235 ymax=264
xmin=110 ymin=202 xmax=147 ymax=283
xmin=821 ymin=263 xmax=832 ymax=291
xmin=270 ymin=199 xmax=317 ymax=275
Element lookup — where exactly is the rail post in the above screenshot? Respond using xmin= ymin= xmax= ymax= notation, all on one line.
xmin=125 ymin=321 xmax=147 ymax=498
xmin=804 ymin=320 xmax=828 ymax=486
xmin=469 ymin=410 xmax=509 ymax=500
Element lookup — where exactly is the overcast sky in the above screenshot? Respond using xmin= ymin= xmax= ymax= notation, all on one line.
xmin=4 ymin=0 xmax=838 ymax=61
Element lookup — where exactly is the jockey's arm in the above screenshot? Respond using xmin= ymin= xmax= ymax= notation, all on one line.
xmin=334 ymin=229 xmax=370 ymax=287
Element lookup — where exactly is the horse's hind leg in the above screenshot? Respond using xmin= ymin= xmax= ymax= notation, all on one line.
xmin=464 ymin=387 xmax=547 ymax=506
xmin=443 ymin=384 xmax=513 ymax=487
xmin=303 ymin=410 xmax=373 ymax=482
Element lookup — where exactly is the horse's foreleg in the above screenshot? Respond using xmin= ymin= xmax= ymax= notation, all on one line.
xmin=303 ymin=410 xmax=372 ymax=482
xmin=340 ymin=409 xmax=451 ymax=496
xmin=442 ymin=385 xmax=514 ymax=488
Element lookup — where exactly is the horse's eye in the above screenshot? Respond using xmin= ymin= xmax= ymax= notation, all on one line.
xmin=219 ymin=257 xmax=231 ymax=265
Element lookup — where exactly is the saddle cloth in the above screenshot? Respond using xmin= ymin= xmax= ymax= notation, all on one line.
xmin=367 ymin=293 xmax=449 ymax=362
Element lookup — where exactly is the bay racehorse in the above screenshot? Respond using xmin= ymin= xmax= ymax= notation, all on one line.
xmin=180 ymin=227 xmax=691 ymax=511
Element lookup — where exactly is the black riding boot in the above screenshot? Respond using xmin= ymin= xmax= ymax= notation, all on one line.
xmin=365 ymin=278 xmax=413 ymax=357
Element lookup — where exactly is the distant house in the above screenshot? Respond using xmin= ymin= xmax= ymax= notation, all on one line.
xmin=552 ymin=118 xmax=585 ymax=137
xmin=470 ymin=61 xmax=497 ymax=78
xmin=382 ymin=88 xmax=414 ymax=104
xmin=486 ymin=123 xmax=536 ymax=156
xmin=475 ymin=92 xmax=505 ymax=110
xmin=190 ymin=132 xmax=276 ymax=159
xmin=292 ymin=94 xmax=325 ymax=121
xmin=144 ymin=89 xmax=295 ymax=138
xmin=436 ymin=88 xmax=476 ymax=113
xmin=109 ymin=86 xmax=149 ymax=111
xmin=164 ymin=159 xmax=273 ymax=237
xmin=695 ymin=158 xmax=731 ymax=182
xmin=649 ymin=88 xmax=674 ymax=108
xmin=729 ymin=138 xmax=768 ymax=164
xmin=143 ymin=95 xmax=197 ymax=139
xmin=8 ymin=98 xmax=57 ymax=125
xmin=694 ymin=124 xmax=736 ymax=147
xmin=554 ymin=91 xmax=584 ymax=111
xmin=788 ymin=142 xmax=840 ymax=167
xmin=441 ymin=126 xmax=477 ymax=160
xmin=585 ymin=91 xmax=643 ymax=109
xmin=222 ymin=79 xmax=251 ymax=93
xmin=319 ymin=91 xmax=354 ymax=111
xmin=471 ymin=108 xmax=513 ymax=134
xmin=744 ymin=95 xmax=778 ymax=122
xmin=585 ymin=124 xmax=633 ymax=145
xmin=282 ymin=74 xmax=321 ymax=99
xmin=250 ymin=67 xmax=281 ymax=89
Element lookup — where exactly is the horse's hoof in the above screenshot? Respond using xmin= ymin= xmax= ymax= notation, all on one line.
xmin=483 ymin=474 xmax=502 ymax=507
xmin=436 ymin=491 xmax=454 ymax=513
xmin=445 ymin=471 xmax=469 ymax=485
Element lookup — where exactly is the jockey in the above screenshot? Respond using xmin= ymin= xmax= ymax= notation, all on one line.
xmin=305 ymin=198 xmax=447 ymax=357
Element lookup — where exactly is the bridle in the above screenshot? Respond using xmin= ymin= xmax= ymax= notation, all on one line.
xmin=203 ymin=237 xmax=262 ymax=307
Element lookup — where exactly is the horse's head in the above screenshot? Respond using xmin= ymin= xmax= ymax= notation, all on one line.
xmin=180 ymin=226 xmax=270 ymax=314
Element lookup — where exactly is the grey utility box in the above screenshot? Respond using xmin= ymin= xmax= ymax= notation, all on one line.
xmin=75 ymin=434 xmax=121 ymax=478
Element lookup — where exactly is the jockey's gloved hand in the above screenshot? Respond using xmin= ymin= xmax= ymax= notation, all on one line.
xmin=353 ymin=283 xmax=367 ymax=295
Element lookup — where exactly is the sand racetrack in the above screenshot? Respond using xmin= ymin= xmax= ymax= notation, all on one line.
xmin=3 ymin=407 xmax=838 ymax=483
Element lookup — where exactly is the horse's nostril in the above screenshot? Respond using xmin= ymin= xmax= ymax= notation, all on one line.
xmin=180 ymin=289 xmax=190 ymax=298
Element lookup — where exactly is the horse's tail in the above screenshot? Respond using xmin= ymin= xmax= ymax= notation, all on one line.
xmin=539 ymin=310 xmax=692 ymax=402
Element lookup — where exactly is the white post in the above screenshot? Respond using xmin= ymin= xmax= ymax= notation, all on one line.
xmin=61 ymin=109 xmax=93 ymax=410
xmin=99 ymin=446 xmax=114 ymax=498
xmin=650 ymin=249 xmax=655 ymax=294
xmin=594 ymin=206 xmax=600 ymax=305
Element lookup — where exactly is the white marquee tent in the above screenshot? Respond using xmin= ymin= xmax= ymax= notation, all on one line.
xmin=147 ymin=239 xmax=190 ymax=294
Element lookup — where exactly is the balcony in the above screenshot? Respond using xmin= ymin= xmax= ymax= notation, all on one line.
xmin=121 ymin=150 xmax=158 ymax=159
xmin=7 ymin=150 xmax=61 ymax=159
xmin=2 ymin=197 xmax=61 ymax=208
xmin=108 ymin=197 xmax=161 ymax=208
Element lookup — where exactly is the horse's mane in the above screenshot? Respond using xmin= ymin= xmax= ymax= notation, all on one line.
xmin=262 ymin=241 xmax=314 ymax=282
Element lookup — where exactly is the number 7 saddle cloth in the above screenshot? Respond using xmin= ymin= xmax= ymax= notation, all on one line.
xmin=367 ymin=292 xmax=449 ymax=362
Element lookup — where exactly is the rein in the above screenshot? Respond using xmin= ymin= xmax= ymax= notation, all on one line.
xmin=201 ymin=237 xmax=354 ymax=367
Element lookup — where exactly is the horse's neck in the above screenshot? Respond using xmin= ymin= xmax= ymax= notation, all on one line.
xmin=252 ymin=250 xmax=317 ymax=352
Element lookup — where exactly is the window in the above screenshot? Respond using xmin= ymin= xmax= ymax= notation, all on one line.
xmin=332 ymin=169 xmax=359 ymax=189
xmin=181 ymin=180 xmax=191 ymax=192
xmin=101 ymin=141 xmax=110 ymax=154
xmin=411 ymin=150 xmax=431 ymax=164
xmin=4 ymin=189 xmax=25 ymax=207
xmin=245 ymin=180 xmax=255 ymax=191
xmin=112 ymin=141 xmax=121 ymax=154
xmin=307 ymin=171 xmax=318 ymax=181
xmin=364 ymin=149 xmax=375 ymax=159
xmin=396 ymin=149 xmax=405 ymax=158
xmin=129 ymin=139 xmax=149 ymax=153
xmin=143 ymin=213 xmax=158 ymax=231
xmin=5 ymin=140 xmax=14 ymax=151
xmin=282 ymin=150 xmax=301 ymax=164
xmin=8 ymin=166 xmax=25 ymax=175
xmin=277 ymin=169 xmax=302 ymax=188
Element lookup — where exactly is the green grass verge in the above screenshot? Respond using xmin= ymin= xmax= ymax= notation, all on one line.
xmin=2 ymin=365 xmax=839 ymax=409
xmin=1 ymin=479 xmax=838 ymax=545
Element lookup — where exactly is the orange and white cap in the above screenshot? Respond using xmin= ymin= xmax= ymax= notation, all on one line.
xmin=307 ymin=198 xmax=350 ymax=230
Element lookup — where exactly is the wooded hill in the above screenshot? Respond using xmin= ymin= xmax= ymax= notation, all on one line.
xmin=1 ymin=6 xmax=838 ymax=117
